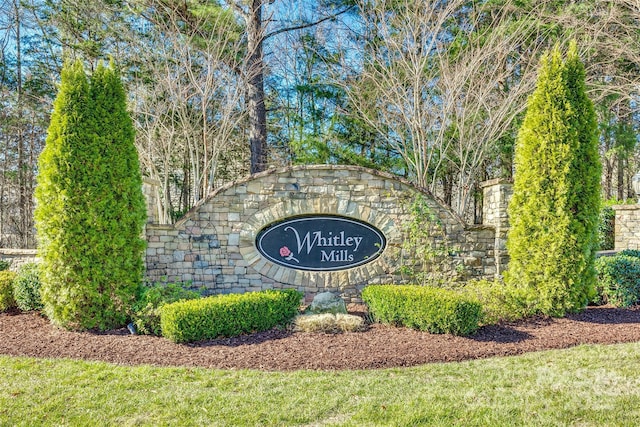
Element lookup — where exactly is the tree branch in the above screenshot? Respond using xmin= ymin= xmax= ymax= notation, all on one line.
xmin=228 ymin=0 xmax=248 ymax=19
xmin=264 ymin=6 xmax=354 ymax=41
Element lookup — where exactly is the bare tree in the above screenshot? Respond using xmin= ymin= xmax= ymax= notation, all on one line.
xmin=343 ymin=0 xmax=640 ymax=217
xmin=0 ymin=0 xmax=52 ymax=247
xmin=342 ymin=0 xmax=547 ymax=216
xmin=433 ymin=9 xmax=544 ymax=216
xmin=132 ymin=2 xmax=249 ymax=223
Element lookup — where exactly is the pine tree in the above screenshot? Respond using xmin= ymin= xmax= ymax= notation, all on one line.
xmin=35 ymin=60 xmax=146 ymax=330
xmin=506 ymin=42 xmax=601 ymax=316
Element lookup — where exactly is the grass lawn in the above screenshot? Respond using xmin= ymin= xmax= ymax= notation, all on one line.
xmin=2 ymin=342 xmax=640 ymax=426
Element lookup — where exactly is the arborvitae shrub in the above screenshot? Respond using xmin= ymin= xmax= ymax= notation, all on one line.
xmin=0 ymin=271 xmax=17 ymax=312
xmin=506 ymin=42 xmax=601 ymax=316
xmin=35 ymin=61 xmax=146 ymax=330
xmin=361 ymin=285 xmax=482 ymax=336
xmin=12 ymin=263 xmax=43 ymax=312
xmin=161 ymin=289 xmax=302 ymax=343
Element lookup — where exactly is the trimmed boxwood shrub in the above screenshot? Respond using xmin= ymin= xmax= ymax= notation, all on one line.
xmin=458 ymin=279 xmax=538 ymax=325
xmin=594 ymin=255 xmax=640 ymax=307
xmin=13 ymin=263 xmax=43 ymax=312
xmin=132 ymin=283 xmax=201 ymax=336
xmin=0 ymin=271 xmax=17 ymax=312
xmin=361 ymin=285 xmax=482 ymax=336
xmin=618 ymin=249 xmax=640 ymax=259
xmin=161 ymin=289 xmax=303 ymax=343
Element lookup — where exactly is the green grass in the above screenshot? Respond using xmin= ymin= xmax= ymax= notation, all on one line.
xmin=2 ymin=343 xmax=640 ymax=426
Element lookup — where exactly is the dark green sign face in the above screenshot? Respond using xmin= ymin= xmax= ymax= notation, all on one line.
xmin=256 ymin=215 xmax=386 ymax=271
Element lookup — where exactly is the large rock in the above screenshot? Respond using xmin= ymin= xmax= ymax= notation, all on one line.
xmin=307 ymin=292 xmax=347 ymax=315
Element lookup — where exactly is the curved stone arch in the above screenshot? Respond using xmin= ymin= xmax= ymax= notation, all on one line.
xmin=174 ymin=165 xmax=466 ymax=229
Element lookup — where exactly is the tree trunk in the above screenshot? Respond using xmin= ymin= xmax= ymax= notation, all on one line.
xmin=246 ymin=0 xmax=268 ymax=173
xmin=617 ymin=155 xmax=625 ymax=200
xmin=442 ymin=172 xmax=453 ymax=207
xmin=14 ymin=0 xmax=27 ymax=247
xmin=603 ymin=156 xmax=613 ymax=200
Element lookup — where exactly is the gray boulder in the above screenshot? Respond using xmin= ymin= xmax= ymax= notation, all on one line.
xmin=307 ymin=292 xmax=347 ymax=315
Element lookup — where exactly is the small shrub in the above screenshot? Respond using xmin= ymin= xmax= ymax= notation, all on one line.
xmin=0 ymin=259 xmax=10 ymax=271
xmin=294 ymin=313 xmax=366 ymax=333
xmin=594 ymin=255 xmax=640 ymax=307
xmin=459 ymin=279 xmax=538 ymax=325
xmin=161 ymin=289 xmax=303 ymax=343
xmin=13 ymin=263 xmax=43 ymax=312
xmin=335 ymin=313 xmax=367 ymax=332
xmin=132 ymin=283 xmax=201 ymax=335
xmin=0 ymin=271 xmax=17 ymax=312
xmin=361 ymin=284 xmax=482 ymax=336
xmin=618 ymin=249 xmax=640 ymax=259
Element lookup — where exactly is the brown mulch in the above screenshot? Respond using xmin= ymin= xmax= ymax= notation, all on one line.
xmin=2 ymin=305 xmax=640 ymax=371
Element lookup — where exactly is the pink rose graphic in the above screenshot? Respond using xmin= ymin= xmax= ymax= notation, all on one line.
xmin=279 ymin=246 xmax=299 ymax=263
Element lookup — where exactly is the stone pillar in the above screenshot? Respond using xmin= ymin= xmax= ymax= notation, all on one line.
xmin=480 ymin=179 xmax=513 ymax=277
xmin=142 ymin=177 xmax=162 ymax=224
xmin=612 ymin=205 xmax=640 ymax=251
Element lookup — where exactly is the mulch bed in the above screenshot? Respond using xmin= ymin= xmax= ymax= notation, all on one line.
xmin=2 ymin=305 xmax=640 ymax=371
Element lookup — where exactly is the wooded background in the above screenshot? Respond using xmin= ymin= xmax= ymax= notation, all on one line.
xmin=1 ymin=0 xmax=639 ymax=248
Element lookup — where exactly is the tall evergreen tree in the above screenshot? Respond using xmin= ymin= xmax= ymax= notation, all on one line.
xmin=506 ymin=42 xmax=601 ymax=316
xmin=35 ymin=60 xmax=146 ymax=330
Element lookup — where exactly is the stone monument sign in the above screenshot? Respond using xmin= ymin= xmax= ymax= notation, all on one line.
xmin=144 ymin=165 xmax=510 ymax=302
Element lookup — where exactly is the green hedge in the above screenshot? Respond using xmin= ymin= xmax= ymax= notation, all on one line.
xmin=132 ymin=283 xmax=201 ymax=336
xmin=161 ymin=289 xmax=303 ymax=343
xmin=361 ymin=285 xmax=482 ymax=336
xmin=458 ymin=279 xmax=538 ymax=325
xmin=618 ymin=249 xmax=640 ymax=259
xmin=594 ymin=255 xmax=640 ymax=307
xmin=13 ymin=263 xmax=43 ymax=312
xmin=0 ymin=271 xmax=17 ymax=312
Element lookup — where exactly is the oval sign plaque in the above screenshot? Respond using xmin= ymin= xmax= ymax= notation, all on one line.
xmin=256 ymin=215 xmax=386 ymax=271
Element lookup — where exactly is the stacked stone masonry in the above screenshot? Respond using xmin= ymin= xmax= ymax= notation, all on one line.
xmin=481 ymin=178 xmax=512 ymax=277
xmin=142 ymin=177 xmax=162 ymax=224
xmin=145 ymin=165 xmax=511 ymax=303
xmin=0 ymin=249 xmax=38 ymax=271
xmin=612 ymin=205 xmax=640 ymax=251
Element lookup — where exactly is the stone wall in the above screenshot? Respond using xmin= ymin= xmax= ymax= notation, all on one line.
xmin=145 ymin=165 xmax=511 ymax=302
xmin=481 ymin=178 xmax=512 ymax=276
xmin=142 ymin=177 xmax=162 ymax=225
xmin=612 ymin=205 xmax=640 ymax=251
xmin=0 ymin=248 xmax=38 ymax=271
